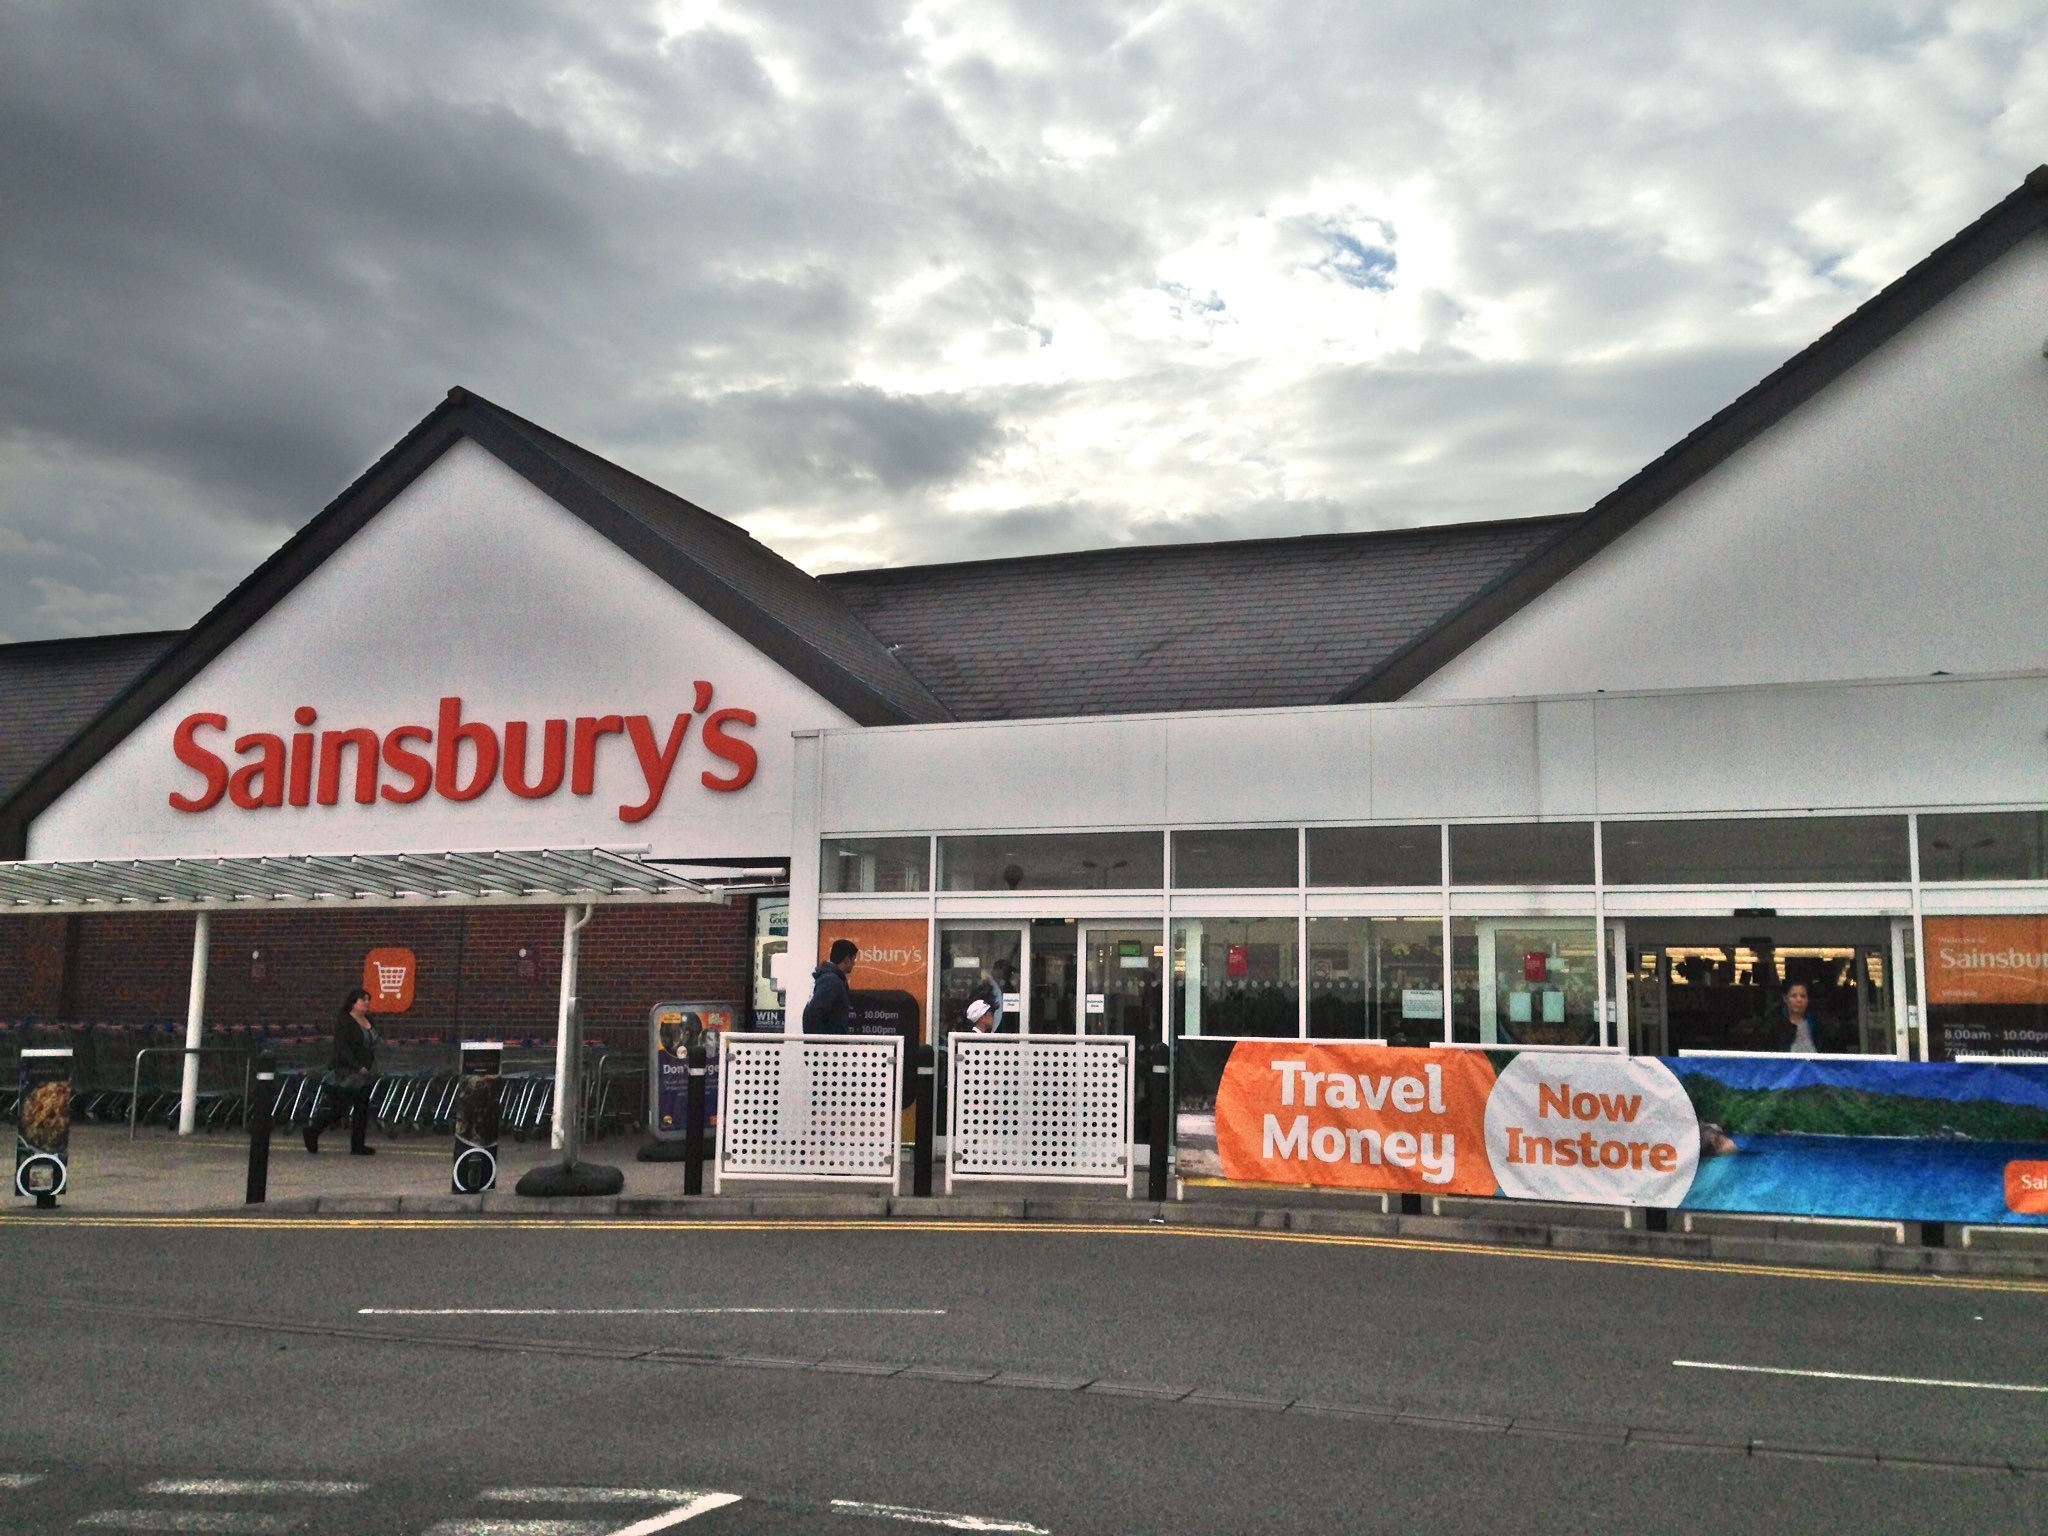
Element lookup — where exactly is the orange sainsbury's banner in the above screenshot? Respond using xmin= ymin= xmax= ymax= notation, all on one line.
xmin=1214 ymin=1042 xmax=1499 ymax=1196
xmin=1926 ymin=917 xmax=2048 ymax=1006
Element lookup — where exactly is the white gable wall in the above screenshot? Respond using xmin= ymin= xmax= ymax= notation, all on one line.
xmin=1413 ymin=232 xmax=2048 ymax=702
xmin=29 ymin=440 xmax=853 ymax=860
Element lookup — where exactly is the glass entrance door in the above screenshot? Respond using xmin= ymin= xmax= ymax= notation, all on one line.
xmin=938 ymin=926 xmax=1022 ymax=1041
xmin=1622 ymin=919 xmax=1895 ymax=1056
xmin=1080 ymin=926 xmax=1163 ymax=1043
xmin=1029 ymin=920 xmax=1079 ymax=1033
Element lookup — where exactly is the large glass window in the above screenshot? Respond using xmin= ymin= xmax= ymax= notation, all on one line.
xmin=939 ymin=832 xmax=1163 ymax=891
xmin=1918 ymin=813 xmax=2048 ymax=883
xmin=1603 ymin=816 xmax=1909 ymax=885
xmin=1307 ymin=917 xmax=1445 ymax=1044
xmin=822 ymin=836 xmax=930 ymax=893
xmin=1171 ymin=828 xmax=1298 ymax=888
xmin=1172 ymin=917 xmax=1299 ymax=1037
xmin=1307 ymin=825 xmax=1442 ymax=888
xmin=1451 ymin=823 xmax=1594 ymax=885
xmin=1451 ymin=918 xmax=1601 ymax=1046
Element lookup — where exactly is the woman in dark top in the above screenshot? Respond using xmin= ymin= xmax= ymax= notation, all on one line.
xmin=305 ymin=987 xmax=378 ymax=1155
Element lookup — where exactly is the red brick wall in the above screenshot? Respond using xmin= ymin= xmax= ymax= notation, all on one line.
xmin=0 ymin=900 xmax=756 ymax=1062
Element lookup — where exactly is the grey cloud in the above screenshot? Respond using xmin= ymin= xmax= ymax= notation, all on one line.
xmin=1 ymin=1 xmax=2042 ymax=639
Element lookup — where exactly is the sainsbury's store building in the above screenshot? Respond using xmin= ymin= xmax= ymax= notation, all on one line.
xmin=3 ymin=171 xmax=2048 ymax=1153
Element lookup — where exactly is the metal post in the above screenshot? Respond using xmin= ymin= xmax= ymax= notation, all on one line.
xmin=684 ymin=1042 xmax=707 ymax=1196
xmin=913 ymin=1043 xmax=935 ymax=1197
xmin=179 ymin=910 xmax=210 ymax=1135
xmin=551 ymin=904 xmax=592 ymax=1150
xmin=245 ymin=1051 xmax=275 ymax=1205
xmin=1146 ymin=1041 xmax=1170 ymax=1201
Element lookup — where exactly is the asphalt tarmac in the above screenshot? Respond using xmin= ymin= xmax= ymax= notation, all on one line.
xmin=0 ymin=1216 xmax=2044 ymax=1533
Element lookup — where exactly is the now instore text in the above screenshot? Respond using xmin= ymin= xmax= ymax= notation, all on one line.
xmin=168 ymin=689 xmax=757 ymax=825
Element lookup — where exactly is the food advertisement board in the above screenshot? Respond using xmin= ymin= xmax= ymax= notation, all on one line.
xmin=452 ymin=1040 xmax=502 ymax=1194
xmin=15 ymin=1047 xmax=73 ymax=1204
xmin=649 ymin=1002 xmax=737 ymax=1140
xmin=1177 ymin=1040 xmax=2048 ymax=1226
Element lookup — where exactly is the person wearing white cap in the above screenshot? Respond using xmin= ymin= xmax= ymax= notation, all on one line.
xmin=963 ymin=997 xmax=997 ymax=1033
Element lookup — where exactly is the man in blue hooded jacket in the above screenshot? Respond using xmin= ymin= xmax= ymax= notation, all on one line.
xmin=803 ymin=939 xmax=858 ymax=1034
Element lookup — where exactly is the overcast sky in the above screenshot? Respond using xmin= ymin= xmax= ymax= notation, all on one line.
xmin=2 ymin=2 xmax=2043 ymax=642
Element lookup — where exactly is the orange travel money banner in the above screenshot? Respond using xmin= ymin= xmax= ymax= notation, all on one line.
xmin=1213 ymin=1041 xmax=1499 ymax=1196
xmin=1925 ymin=916 xmax=2048 ymax=1006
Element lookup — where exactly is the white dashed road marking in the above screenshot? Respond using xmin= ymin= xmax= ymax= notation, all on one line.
xmin=459 ymin=1487 xmax=744 ymax=1534
xmin=603 ymin=1497 xmax=744 ymax=1535
xmin=477 ymin=1499 xmax=729 ymax=1507
xmin=830 ymin=1500 xmax=1049 ymax=1532
xmin=0 ymin=1473 xmax=46 ymax=1488
xmin=482 ymin=1489 xmax=725 ymax=1504
xmin=361 ymin=1307 xmax=944 ymax=1317
xmin=143 ymin=1481 xmax=366 ymax=1497
xmin=77 ymin=1515 xmax=301 ymax=1532
xmin=1674 ymin=1359 xmax=2048 ymax=1394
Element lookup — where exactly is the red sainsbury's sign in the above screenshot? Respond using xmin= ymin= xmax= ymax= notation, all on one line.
xmin=168 ymin=683 xmax=756 ymax=823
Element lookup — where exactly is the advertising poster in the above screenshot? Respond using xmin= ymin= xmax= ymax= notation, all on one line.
xmin=752 ymin=896 xmax=789 ymax=1030
xmin=452 ymin=1041 xmax=502 ymax=1194
xmin=649 ymin=1002 xmax=737 ymax=1140
xmin=1177 ymin=1040 xmax=2048 ymax=1226
xmin=816 ymin=919 xmax=928 ymax=1046
xmin=1924 ymin=916 xmax=2048 ymax=1059
xmin=15 ymin=1047 xmax=73 ymax=1201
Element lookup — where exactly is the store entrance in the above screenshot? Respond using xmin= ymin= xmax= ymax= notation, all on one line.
xmin=1622 ymin=917 xmax=1904 ymax=1057
xmin=1080 ymin=925 xmax=1163 ymax=1044
xmin=935 ymin=919 xmax=1160 ymax=1042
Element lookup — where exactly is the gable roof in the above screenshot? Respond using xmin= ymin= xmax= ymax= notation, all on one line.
xmin=1338 ymin=164 xmax=2048 ymax=703
xmin=0 ymin=388 xmax=949 ymax=857
xmin=0 ymin=631 xmax=180 ymax=805
xmin=823 ymin=515 xmax=1571 ymax=720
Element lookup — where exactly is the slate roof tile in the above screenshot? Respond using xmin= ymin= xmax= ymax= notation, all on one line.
xmin=0 ymin=632 xmax=181 ymax=804
xmin=820 ymin=516 xmax=1571 ymax=720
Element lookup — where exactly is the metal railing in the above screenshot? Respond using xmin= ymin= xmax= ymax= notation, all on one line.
xmin=128 ymin=1046 xmax=254 ymax=1139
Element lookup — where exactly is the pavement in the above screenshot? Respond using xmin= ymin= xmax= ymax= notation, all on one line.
xmin=2 ymin=1217 xmax=2046 ymax=1533
xmin=19 ymin=1124 xmax=2048 ymax=1288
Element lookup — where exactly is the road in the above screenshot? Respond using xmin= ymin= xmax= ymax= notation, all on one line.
xmin=0 ymin=1215 xmax=2043 ymax=1533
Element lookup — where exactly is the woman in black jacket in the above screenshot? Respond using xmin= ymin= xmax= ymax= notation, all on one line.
xmin=305 ymin=987 xmax=378 ymax=1155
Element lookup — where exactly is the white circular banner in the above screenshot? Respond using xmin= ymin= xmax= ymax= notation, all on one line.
xmin=1484 ymin=1053 xmax=1699 ymax=1207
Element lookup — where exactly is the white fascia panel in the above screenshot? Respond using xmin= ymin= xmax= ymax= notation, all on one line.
xmin=29 ymin=441 xmax=852 ymax=862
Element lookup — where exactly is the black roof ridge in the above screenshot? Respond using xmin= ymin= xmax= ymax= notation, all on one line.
xmin=445 ymin=391 xmax=949 ymax=722
xmin=1336 ymin=163 xmax=2048 ymax=704
xmin=0 ymin=388 xmax=948 ymax=856
xmin=819 ymin=509 xmax=1579 ymax=584
xmin=0 ymin=629 xmax=185 ymax=657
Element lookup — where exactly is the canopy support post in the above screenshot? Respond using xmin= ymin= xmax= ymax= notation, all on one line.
xmin=551 ymin=903 xmax=594 ymax=1151
xmin=178 ymin=910 xmax=210 ymax=1135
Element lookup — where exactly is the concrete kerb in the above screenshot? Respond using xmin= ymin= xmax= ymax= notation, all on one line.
xmin=137 ymin=1189 xmax=2048 ymax=1280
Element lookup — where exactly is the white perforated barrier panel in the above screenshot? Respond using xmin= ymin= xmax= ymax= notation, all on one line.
xmin=946 ymin=1035 xmax=1134 ymax=1191
xmin=716 ymin=1034 xmax=902 ymax=1190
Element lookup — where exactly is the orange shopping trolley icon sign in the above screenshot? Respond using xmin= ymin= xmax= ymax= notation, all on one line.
xmin=363 ymin=948 xmax=416 ymax=1013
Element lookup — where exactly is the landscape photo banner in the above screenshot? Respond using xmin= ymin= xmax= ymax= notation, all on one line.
xmin=1176 ymin=1042 xmax=2048 ymax=1225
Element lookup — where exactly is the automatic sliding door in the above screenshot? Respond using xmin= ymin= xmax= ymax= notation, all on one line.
xmin=938 ymin=927 xmax=1022 ymax=1040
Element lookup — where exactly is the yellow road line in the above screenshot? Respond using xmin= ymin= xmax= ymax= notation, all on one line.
xmin=1 ymin=1214 xmax=2043 ymax=1294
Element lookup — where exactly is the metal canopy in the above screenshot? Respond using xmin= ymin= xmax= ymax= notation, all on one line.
xmin=0 ymin=847 xmax=719 ymax=913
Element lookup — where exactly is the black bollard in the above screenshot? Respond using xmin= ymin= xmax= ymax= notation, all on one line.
xmin=1146 ymin=1041 xmax=1171 ymax=1201
xmin=1920 ymin=1220 xmax=1948 ymax=1249
xmin=683 ymin=1042 xmax=707 ymax=1196
xmin=245 ymin=1051 xmax=276 ymax=1206
xmin=1645 ymin=1207 xmax=1669 ymax=1233
xmin=913 ymin=1043 xmax=936 ymax=1197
